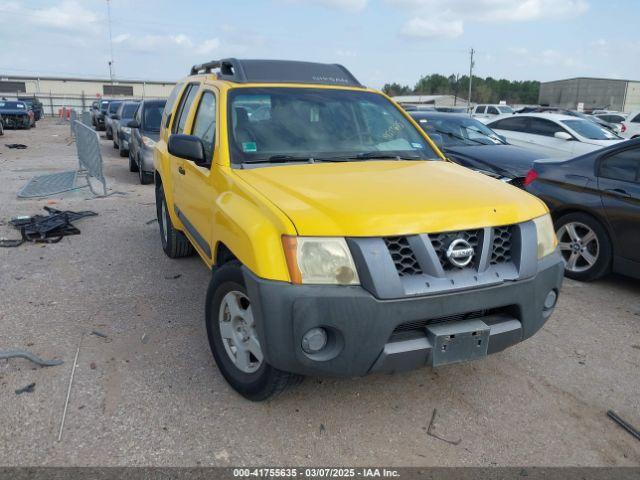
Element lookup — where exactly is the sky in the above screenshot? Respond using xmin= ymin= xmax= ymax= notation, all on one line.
xmin=0 ymin=0 xmax=639 ymax=88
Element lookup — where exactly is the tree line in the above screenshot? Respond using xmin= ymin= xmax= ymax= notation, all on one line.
xmin=382 ymin=74 xmax=540 ymax=105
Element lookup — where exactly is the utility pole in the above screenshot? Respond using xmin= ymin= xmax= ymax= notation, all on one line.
xmin=106 ymin=0 xmax=115 ymax=83
xmin=467 ymin=47 xmax=475 ymax=114
xmin=453 ymin=73 xmax=460 ymax=106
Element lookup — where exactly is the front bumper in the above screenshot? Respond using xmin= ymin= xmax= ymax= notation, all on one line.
xmin=243 ymin=252 xmax=564 ymax=377
xmin=1 ymin=115 xmax=30 ymax=128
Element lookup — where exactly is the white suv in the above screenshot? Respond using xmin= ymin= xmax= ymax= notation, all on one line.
xmin=472 ymin=104 xmax=514 ymax=119
xmin=620 ymin=110 xmax=640 ymax=139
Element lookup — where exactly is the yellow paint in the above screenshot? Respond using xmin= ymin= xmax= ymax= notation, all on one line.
xmin=155 ymin=75 xmax=549 ymax=282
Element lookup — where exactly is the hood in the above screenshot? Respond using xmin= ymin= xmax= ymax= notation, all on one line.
xmin=582 ymin=138 xmax=625 ymax=147
xmin=444 ymin=144 xmax=543 ymax=178
xmin=235 ymin=160 xmax=547 ymax=237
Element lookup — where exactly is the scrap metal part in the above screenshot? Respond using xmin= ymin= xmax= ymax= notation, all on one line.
xmin=0 ymin=350 xmax=64 ymax=367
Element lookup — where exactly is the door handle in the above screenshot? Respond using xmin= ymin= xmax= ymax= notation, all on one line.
xmin=605 ymin=188 xmax=631 ymax=198
xmin=178 ymin=166 xmax=185 ymax=175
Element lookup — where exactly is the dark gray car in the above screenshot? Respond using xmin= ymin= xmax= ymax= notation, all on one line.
xmin=112 ymin=101 xmax=140 ymax=157
xmin=127 ymin=99 xmax=166 ymax=184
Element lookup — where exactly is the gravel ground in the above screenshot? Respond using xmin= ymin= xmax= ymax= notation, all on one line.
xmin=0 ymin=119 xmax=639 ymax=467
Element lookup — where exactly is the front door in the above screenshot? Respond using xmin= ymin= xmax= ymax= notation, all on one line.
xmin=173 ymin=89 xmax=219 ymax=261
xmin=598 ymin=145 xmax=640 ymax=263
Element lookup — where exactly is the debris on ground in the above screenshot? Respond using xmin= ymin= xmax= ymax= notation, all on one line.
xmin=426 ymin=408 xmax=462 ymax=446
xmin=15 ymin=383 xmax=36 ymax=395
xmin=145 ymin=218 xmax=158 ymax=225
xmin=0 ymin=207 xmax=97 ymax=248
xmin=5 ymin=144 xmax=28 ymax=149
xmin=90 ymin=330 xmax=108 ymax=339
xmin=90 ymin=362 xmax=97 ymax=370
xmin=164 ymin=274 xmax=181 ymax=280
xmin=607 ymin=410 xmax=640 ymax=442
xmin=141 ymin=333 xmax=149 ymax=344
xmin=0 ymin=350 xmax=64 ymax=367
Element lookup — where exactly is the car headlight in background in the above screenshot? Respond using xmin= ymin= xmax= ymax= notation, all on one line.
xmin=533 ymin=214 xmax=557 ymax=259
xmin=282 ymin=236 xmax=359 ymax=285
xmin=142 ymin=136 xmax=156 ymax=148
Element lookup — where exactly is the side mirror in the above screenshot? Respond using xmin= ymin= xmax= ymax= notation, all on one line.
xmin=429 ymin=133 xmax=444 ymax=149
xmin=168 ymin=134 xmax=207 ymax=165
xmin=554 ymin=131 xmax=572 ymax=141
xmin=127 ymin=120 xmax=140 ymax=129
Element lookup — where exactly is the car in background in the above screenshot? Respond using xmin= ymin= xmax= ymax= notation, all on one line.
xmin=90 ymin=100 xmax=101 ymax=128
xmin=410 ymin=111 xmax=545 ymax=185
xmin=620 ymin=110 xmax=640 ymax=139
xmin=472 ymin=104 xmax=514 ymax=119
xmin=104 ymin=100 xmax=123 ymax=140
xmin=18 ymin=96 xmax=43 ymax=121
xmin=593 ymin=112 xmax=626 ymax=126
xmin=95 ymin=99 xmax=113 ymax=130
xmin=487 ymin=113 xmax=624 ymax=159
xmin=0 ymin=100 xmax=32 ymax=129
xmin=127 ymin=99 xmax=166 ymax=184
xmin=524 ymin=137 xmax=640 ymax=281
xmin=112 ymin=101 xmax=140 ymax=157
xmin=514 ymin=107 xmax=621 ymax=134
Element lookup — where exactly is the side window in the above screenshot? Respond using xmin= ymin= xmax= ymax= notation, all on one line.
xmin=529 ymin=118 xmax=564 ymax=137
xmin=487 ymin=106 xmax=499 ymax=115
xmin=135 ymin=104 xmax=142 ymax=124
xmin=172 ymin=84 xmax=200 ymax=134
xmin=475 ymin=106 xmax=486 ymax=114
xmin=599 ymin=148 xmax=639 ymax=183
xmin=490 ymin=116 xmax=528 ymax=132
xmin=191 ymin=91 xmax=217 ymax=164
xmin=632 ymin=113 xmax=640 ymax=123
xmin=162 ymin=82 xmax=184 ymax=131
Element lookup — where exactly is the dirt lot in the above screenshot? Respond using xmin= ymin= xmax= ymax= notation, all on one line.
xmin=0 ymin=119 xmax=639 ymax=467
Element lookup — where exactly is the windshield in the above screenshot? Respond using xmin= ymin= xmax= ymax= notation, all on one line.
xmin=414 ymin=115 xmax=505 ymax=147
xmin=122 ymin=103 xmax=138 ymax=118
xmin=100 ymin=101 xmax=110 ymax=111
xmin=561 ymin=119 xmax=620 ymax=140
xmin=143 ymin=104 xmax=165 ymax=132
xmin=497 ymin=106 xmax=513 ymax=114
xmin=109 ymin=102 xmax=122 ymax=114
xmin=228 ymin=88 xmax=439 ymax=164
xmin=0 ymin=101 xmax=26 ymax=109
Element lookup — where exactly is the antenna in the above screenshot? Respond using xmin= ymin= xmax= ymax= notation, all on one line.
xmin=106 ymin=0 xmax=115 ymax=82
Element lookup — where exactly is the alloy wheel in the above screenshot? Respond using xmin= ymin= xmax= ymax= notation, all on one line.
xmin=557 ymin=221 xmax=599 ymax=273
xmin=218 ymin=291 xmax=264 ymax=374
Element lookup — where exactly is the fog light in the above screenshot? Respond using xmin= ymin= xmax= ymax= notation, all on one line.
xmin=301 ymin=327 xmax=328 ymax=354
xmin=544 ymin=290 xmax=558 ymax=310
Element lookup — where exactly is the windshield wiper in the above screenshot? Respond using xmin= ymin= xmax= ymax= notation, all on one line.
xmin=348 ymin=151 xmax=423 ymax=161
xmin=244 ymin=155 xmax=318 ymax=164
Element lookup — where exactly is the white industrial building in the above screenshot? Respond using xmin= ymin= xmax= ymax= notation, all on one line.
xmin=392 ymin=94 xmax=470 ymax=108
xmin=0 ymin=75 xmax=176 ymax=115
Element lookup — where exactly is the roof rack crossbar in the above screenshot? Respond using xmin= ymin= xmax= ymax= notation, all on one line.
xmin=189 ymin=58 xmax=363 ymax=87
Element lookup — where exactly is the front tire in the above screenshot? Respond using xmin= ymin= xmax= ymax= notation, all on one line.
xmin=555 ymin=212 xmax=611 ymax=281
xmin=119 ymin=141 xmax=127 ymax=157
xmin=106 ymin=127 xmax=113 ymax=140
xmin=205 ymin=261 xmax=303 ymax=401
xmin=128 ymin=151 xmax=139 ymax=172
xmin=155 ymin=183 xmax=194 ymax=258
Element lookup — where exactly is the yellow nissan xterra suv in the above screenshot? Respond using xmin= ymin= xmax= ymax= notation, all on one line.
xmin=155 ymin=59 xmax=563 ymax=401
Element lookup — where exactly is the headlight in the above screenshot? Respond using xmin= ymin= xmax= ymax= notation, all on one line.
xmin=282 ymin=236 xmax=359 ymax=285
xmin=533 ymin=214 xmax=557 ymax=259
xmin=121 ymin=127 xmax=131 ymax=134
xmin=142 ymin=136 xmax=156 ymax=148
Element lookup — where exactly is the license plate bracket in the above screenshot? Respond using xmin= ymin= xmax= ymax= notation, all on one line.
xmin=426 ymin=319 xmax=490 ymax=367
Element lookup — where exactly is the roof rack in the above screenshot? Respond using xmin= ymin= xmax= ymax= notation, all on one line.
xmin=189 ymin=58 xmax=363 ymax=87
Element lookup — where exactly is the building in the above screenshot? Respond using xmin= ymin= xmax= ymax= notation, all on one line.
xmin=0 ymin=75 xmax=176 ymax=115
xmin=392 ymin=94 xmax=470 ymax=109
xmin=538 ymin=77 xmax=640 ymax=113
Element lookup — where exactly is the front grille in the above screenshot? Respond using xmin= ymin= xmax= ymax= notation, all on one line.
xmin=491 ymin=226 xmax=513 ymax=265
xmin=508 ymin=177 xmax=526 ymax=189
xmin=384 ymin=236 xmax=422 ymax=276
xmin=430 ymin=230 xmax=480 ymax=270
xmin=391 ymin=306 xmax=513 ymax=336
